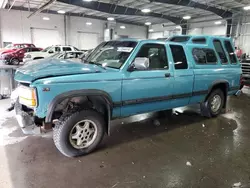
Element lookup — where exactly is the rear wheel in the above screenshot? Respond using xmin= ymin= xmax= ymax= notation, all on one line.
xmin=10 ymin=58 xmax=20 ymax=65
xmin=240 ymin=84 xmax=244 ymax=90
xmin=206 ymin=89 xmax=225 ymax=117
xmin=53 ymin=110 xmax=105 ymax=157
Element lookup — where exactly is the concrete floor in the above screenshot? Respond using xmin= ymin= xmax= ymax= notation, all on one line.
xmin=0 ymin=88 xmax=250 ymax=188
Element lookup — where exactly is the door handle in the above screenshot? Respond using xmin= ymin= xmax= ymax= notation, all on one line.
xmin=165 ymin=73 xmax=171 ymax=77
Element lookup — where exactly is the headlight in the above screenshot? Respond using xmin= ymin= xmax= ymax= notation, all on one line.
xmin=25 ymin=54 xmax=31 ymax=58
xmin=18 ymin=86 xmax=37 ymax=107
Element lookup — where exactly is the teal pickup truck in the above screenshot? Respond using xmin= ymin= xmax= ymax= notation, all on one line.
xmin=14 ymin=35 xmax=242 ymax=157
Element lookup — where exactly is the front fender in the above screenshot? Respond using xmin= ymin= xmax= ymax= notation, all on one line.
xmin=45 ymin=89 xmax=113 ymax=123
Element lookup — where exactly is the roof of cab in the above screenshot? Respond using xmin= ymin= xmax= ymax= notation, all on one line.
xmin=115 ymin=35 xmax=231 ymax=43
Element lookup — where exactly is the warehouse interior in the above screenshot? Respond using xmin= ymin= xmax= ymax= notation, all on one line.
xmin=0 ymin=0 xmax=250 ymax=188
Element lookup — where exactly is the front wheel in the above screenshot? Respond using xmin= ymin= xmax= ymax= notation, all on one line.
xmin=206 ymin=89 xmax=225 ymax=117
xmin=240 ymin=84 xmax=244 ymax=90
xmin=53 ymin=110 xmax=105 ymax=157
xmin=10 ymin=58 xmax=20 ymax=65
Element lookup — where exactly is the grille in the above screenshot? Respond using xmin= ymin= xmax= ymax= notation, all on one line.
xmin=241 ymin=59 xmax=250 ymax=75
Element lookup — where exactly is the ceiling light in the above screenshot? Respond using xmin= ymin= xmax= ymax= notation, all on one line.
xmin=183 ymin=15 xmax=191 ymax=20
xmin=145 ymin=22 xmax=151 ymax=25
xmin=86 ymin=22 xmax=92 ymax=25
xmin=43 ymin=17 xmax=50 ymax=21
xmin=149 ymin=29 xmax=154 ymax=32
xmin=141 ymin=8 xmax=151 ymax=13
xmin=83 ymin=0 xmax=92 ymax=2
xmin=176 ymin=25 xmax=181 ymax=29
xmin=120 ymin=25 xmax=126 ymax=29
xmin=107 ymin=17 xmax=115 ymax=21
xmin=215 ymin=21 xmax=222 ymax=25
xmin=243 ymin=5 xmax=250 ymax=10
xmin=57 ymin=10 xmax=65 ymax=14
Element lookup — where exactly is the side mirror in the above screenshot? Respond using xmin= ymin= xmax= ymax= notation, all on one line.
xmin=48 ymin=50 xmax=54 ymax=54
xmin=128 ymin=57 xmax=149 ymax=71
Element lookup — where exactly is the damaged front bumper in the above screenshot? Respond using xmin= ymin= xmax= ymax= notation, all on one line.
xmin=15 ymin=101 xmax=42 ymax=135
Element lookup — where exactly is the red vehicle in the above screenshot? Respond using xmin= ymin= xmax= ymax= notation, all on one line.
xmin=0 ymin=44 xmax=42 ymax=65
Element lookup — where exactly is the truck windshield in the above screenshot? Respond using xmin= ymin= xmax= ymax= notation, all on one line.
xmin=84 ymin=41 xmax=137 ymax=69
xmin=42 ymin=46 xmax=52 ymax=52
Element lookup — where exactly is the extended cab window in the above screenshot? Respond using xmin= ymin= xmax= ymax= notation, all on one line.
xmin=170 ymin=45 xmax=188 ymax=69
xmin=135 ymin=44 xmax=168 ymax=69
xmin=213 ymin=40 xmax=228 ymax=64
xmin=55 ymin=47 xmax=60 ymax=52
xmin=192 ymin=48 xmax=217 ymax=64
xmin=62 ymin=47 xmax=72 ymax=51
xmin=224 ymin=40 xmax=237 ymax=64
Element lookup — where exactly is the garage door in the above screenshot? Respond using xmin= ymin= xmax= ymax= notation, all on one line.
xmin=78 ymin=32 xmax=99 ymax=50
xmin=31 ymin=28 xmax=60 ymax=48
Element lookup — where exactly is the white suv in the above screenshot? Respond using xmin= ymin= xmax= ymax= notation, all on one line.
xmin=23 ymin=45 xmax=79 ymax=63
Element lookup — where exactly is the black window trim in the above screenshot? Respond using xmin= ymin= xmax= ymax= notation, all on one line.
xmin=192 ymin=37 xmax=206 ymax=44
xmin=170 ymin=44 xmax=189 ymax=70
xmin=213 ymin=39 xmax=228 ymax=64
xmin=129 ymin=43 xmax=169 ymax=71
xmin=224 ymin=40 xmax=237 ymax=64
xmin=192 ymin=47 xmax=218 ymax=65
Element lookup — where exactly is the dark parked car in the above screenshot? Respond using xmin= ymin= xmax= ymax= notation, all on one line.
xmin=241 ymin=57 xmax=250 ymax=89
xmin=0 ymin=47 xmax=42 ymax=65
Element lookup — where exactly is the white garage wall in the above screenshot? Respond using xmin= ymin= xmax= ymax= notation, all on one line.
xmin=0 ymin=9 xmax=147 ymax=48
xmin=188 ymin=21 xmax=226 ymax=36
xmin=148 ymin=23 xmax=182 ymax=39
xmin=0 ymin=9 xmax=65 ymax=47
xmin=66 ymin=16 xmax=105 ymax=49
xmin=115 ymin=23 xmax=147 ymax=39
xmin=235 ymin=15 xmax=250 ymax=56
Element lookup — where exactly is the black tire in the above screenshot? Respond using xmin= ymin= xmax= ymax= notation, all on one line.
xmin=33 ymin=57 xmax=44 ymax=60
xmin=0 ymin=94 xmax=3 ymax=100
xmin=53 ymin=110 xmax=105 ymax=157
xmin=240 ymin=84 xmax=244 ymax=90
xmin=10 ymin=58 xmax=20 ymax=65
xmin=206 ymin=89 xmax=225 ymax=117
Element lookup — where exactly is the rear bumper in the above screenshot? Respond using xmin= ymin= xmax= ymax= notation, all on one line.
xmin=15 ymin=101 xmax=41 ymax=135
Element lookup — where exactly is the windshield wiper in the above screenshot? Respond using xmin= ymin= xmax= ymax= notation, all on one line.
xmin=87 ymin=61 xmax=106 ymax=70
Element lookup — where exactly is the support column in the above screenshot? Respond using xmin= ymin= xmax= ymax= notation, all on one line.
xmin=226 ymin=19 xmax=232 ymax=37
xmin=0 ymin=9 xmax=2 ymax=48
xmin=181 ymin=24 xmax=187 ymax=35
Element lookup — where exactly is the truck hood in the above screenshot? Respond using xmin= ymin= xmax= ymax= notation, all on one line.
xmin=0 ymin=49 xmax=16 ymax=54
xmin=26 ymin=51 xmax=49 ymax=57
xmin=15 ymin=59 xmax=107 ymax=83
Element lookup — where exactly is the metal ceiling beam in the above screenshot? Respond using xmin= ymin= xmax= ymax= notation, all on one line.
xmin=11 ymin=6 xmax=146 ymax=26
xmin=27 ymin=0 xmax=56 ymax=18
xmin=150 ymin=0 xmax=233 ymax=18
xmin=57 ymin=0 xmax=186 ymax=25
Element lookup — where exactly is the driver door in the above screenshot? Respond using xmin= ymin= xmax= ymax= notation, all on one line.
xmin=121 ymin=42 xmax=174 ymax=116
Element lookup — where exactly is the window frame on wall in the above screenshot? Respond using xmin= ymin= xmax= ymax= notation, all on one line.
xmin=132 ymin=43 xmax=169 ymax=70
xmin=170 ymin=44 xmax=188 ymax=70
xmin=224 ymin=40 xmax=237 ymax=64
xmin=192 ymin=48 xmax=217 ymax=65
xmin=213 ymin=39 xmax=228 ymax=64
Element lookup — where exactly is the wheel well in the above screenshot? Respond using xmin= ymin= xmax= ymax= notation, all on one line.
xmin=33 ymin=57 xmax=44 ymax=60
xmin=52 ymin=95 xmax=110 ymax=134
xmin=206 ymin=83 xmax=228 ymax=108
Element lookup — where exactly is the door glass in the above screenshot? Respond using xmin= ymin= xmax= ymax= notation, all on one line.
xmin=170 ymin=45 xmax=188 ymax=69
xmin=213 ymin=40 xmax=228 ymax=64
xmin=135 ymin=43 xmax=168 ymax=69
xmin=55 ymin=47 xmax=60 ymax=52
